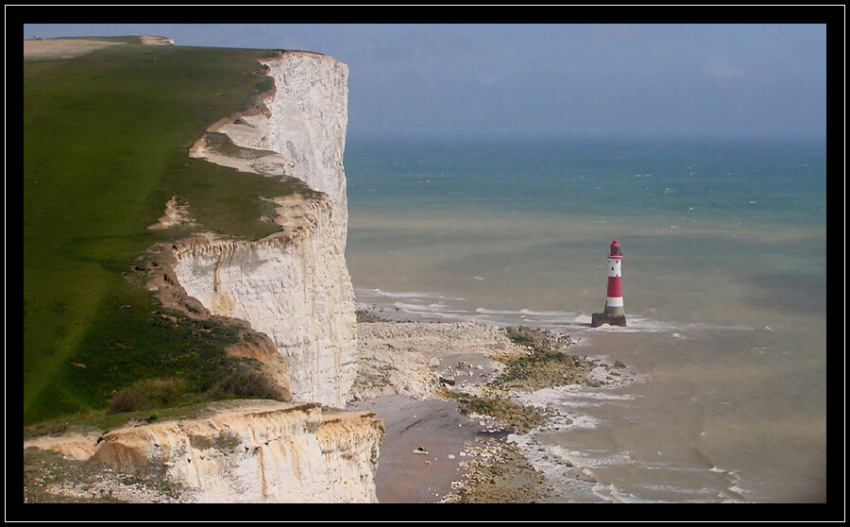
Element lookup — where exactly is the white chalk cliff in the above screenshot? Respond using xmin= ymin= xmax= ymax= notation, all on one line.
xmin=26 ymin=50 xmax=383 ymax=504
xmin=176 ymin=51 xmax=356 ymax=408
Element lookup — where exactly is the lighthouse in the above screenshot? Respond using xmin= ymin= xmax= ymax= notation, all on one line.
xmin=591 ymin=239 xmax=627 ymax=327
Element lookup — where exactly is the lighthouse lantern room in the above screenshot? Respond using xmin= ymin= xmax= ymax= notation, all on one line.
xmin=591 ymin=239 xmax=627 ymax=327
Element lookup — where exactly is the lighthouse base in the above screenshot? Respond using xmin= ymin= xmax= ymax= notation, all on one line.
xmin=591 ymin=312 xmax=627 ymax=327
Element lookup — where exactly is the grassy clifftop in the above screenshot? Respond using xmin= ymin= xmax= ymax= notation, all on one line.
xmin=23 ymin=39 xmax=296 ymax=425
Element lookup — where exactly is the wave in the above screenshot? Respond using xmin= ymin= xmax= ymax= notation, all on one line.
xmin=637 ymin=484 xmax=725 ymax=502
xmin=380 ymin=301 xmax=475 ymax=322
xmin=475 ymin=307 xmax=518 ymax=315
xmin=586 ymin=316 xmax=676 ymax=333
xmin=593 ymin=483 xmax=641 ymax=503
xmin=514 ymin=386 xmax=638 ymax=414
xmin=585 ymin=316 xmax=757 ymax=334
xmin=506 ymin=380 xmax=748 ymax=503
xmin=473 ymin=306 xmax=577 ymax=318
xmin=355 ymin=287 xmax=457 ymax=300
xmin=519 ymin=308 xmax=574 ymax=317
xmin=472 ymin=306 xmax=575 ymax=317
xmin=391 ymin=302 xmax=470 ymax=317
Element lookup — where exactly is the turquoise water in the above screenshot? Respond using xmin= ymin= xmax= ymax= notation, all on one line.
xmin=347 ymin=136 xmax=825 ymax=225
xmin=344 ymin=136 xmax=827 ymax=503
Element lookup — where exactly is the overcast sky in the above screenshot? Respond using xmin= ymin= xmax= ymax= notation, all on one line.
xmin=22 ymin=23 xmax=827 ymax=141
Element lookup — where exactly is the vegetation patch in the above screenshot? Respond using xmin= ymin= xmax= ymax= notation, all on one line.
xmin=355 ymin=310 xmax=390 ymax=323
xmin=108 ymin=377 xmax=188 ymax=414
xmin=436 ymin=326 xmax=598 ymax=437
xmin=441 ymin=389 xmax=545 ymax=435
xmin=491 ymin=327 xmax=598 ymax=391
xmin=211 ymin=367 xmax=287 ymax=401
xmin=214 ymin=430 xmax=242 ymax=453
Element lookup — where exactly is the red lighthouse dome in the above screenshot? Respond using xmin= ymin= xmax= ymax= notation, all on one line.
xmin=609 ymin=239 xmax=622 ymax=258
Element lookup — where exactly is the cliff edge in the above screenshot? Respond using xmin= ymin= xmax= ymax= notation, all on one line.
xmin=173 ymin=51 xmax=357 ymax=408
xmin=26 ymin=49 xmax=380 ymax=504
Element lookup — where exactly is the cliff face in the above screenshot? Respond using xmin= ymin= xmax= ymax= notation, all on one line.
xmin=172 ymin=198 xmax=355 ymax=406
xmin=27 ymin=401 xmax=384 ymax=503
xmin=175 ymin=51 xmax=356 ymax=408
xmin=24 ymin=51 xmax=383 ymax=503
xmin=262 ymin=52 xmax=350 ymax=238
xmin=93 ymin=402 xmax=382 ymax=503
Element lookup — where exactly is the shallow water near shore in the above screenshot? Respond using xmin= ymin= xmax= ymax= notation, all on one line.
xmin=344 ymin=136 xmax=827 ymax=503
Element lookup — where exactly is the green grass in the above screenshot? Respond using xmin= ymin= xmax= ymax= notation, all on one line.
xmin=23 ymin=42 xmax=303 ymax=425
xmin=58 ymin=35 xmax=148 ymax=44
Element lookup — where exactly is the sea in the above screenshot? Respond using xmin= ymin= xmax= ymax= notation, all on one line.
xmin=342 ymin=135 xmax=827 ymax=503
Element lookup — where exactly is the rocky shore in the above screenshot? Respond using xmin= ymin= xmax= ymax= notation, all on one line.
xmin=348 ymin=311 xmax=634 ymax=503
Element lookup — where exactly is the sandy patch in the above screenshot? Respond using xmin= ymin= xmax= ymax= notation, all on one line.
xmin=148 ymin=195 xmax=197 ymax=231
xmin=188 ymin=131 xmax=296 ymax=179
xmin=23 ymin=432 xmax=102 ymax=461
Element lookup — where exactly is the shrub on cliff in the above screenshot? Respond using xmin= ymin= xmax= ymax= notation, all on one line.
xmin=108 ymin=387 xmax=148 ymax=414
xmin=214 ymin=370 xmax=286 ymax=401
xmin=108 ymin=377 xmax=188 ymax=414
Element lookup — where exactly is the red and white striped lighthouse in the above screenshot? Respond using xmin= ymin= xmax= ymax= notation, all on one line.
xmin=592 ymin=239 xmax=627 ymax=327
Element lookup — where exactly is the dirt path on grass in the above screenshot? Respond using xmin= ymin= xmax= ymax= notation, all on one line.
xmin=24 ymin=39 xmax=121 ymax=60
